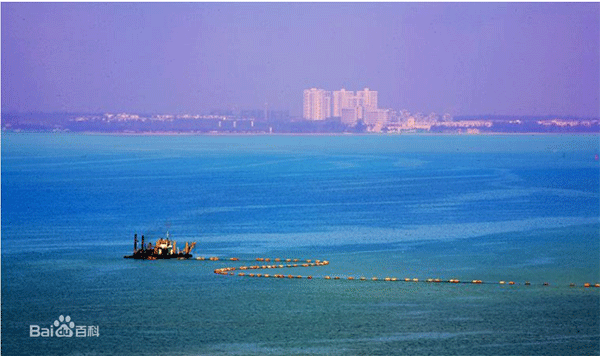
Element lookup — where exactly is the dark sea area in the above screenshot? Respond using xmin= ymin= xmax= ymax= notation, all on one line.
xmin=2 ymin=133 xmax=599 ymax=355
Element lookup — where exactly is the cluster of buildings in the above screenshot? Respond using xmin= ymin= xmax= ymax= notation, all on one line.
xmin=303 ymin=87 xmax=391 ymax=129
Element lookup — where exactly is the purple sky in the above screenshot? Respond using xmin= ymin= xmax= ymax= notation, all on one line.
xmin=2 ymin=2 xmax=599 ymax=117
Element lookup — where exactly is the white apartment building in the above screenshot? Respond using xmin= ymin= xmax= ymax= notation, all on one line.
xmin=333 ymin=89 xmax=355 ymax=117
xmin=303 ymin=88 xmax=331 ymax=120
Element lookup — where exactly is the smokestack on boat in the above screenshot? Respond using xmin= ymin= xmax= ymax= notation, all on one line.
xmin=141 ymin=235 xmax=145 ymax=250
xmin=134 ymin=234 xmax=138 ymax=253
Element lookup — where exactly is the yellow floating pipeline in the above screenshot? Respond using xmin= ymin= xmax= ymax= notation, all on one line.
xmin=200 ymin=255 xmax=597 ymax=290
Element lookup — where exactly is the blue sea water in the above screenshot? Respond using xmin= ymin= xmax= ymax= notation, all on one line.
xmin=2 ymin=133 xmax=599 ymax=355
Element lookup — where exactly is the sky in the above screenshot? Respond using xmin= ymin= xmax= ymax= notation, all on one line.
xmin=2 ymin=2 xmax=599 ymax=118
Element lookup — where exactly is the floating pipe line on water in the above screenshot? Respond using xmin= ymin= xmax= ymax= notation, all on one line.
xmin=189 ymin=256 xmax=600 ymax=289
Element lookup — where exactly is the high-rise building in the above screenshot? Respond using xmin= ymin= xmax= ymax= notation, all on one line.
xmin=303 ymin=88 xmax=331 ymax=120
xmin=333 ymin=89 xmax=355 ymax=117
xmin=356 ymin=88 xmax=378 ymax=110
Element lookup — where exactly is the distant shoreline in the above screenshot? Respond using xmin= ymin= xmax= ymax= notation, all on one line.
xmin=3 ymin=130 xmax=598 ymax=137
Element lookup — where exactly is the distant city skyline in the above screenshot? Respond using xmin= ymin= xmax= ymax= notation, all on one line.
xmin=2 ymin=2 xmax=599 ymax=118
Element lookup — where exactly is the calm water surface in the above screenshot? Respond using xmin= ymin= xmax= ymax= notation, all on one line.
xmin=2 ymin=133 xmax=599 ymax=355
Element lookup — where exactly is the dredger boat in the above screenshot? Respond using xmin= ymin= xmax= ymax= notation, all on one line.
xmin=124 ymin=232 xmax=196 ymax=260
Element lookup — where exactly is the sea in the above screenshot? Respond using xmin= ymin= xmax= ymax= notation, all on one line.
xmin=1 ymin=133 xmax=599 ymax=356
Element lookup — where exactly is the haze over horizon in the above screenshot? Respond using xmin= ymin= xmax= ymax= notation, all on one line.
xmin=2 ymin=2 xmax=599 ymax=118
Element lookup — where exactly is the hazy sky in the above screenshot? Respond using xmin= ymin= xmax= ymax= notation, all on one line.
xmin=2 ymin=2 xmax=599 ymax=117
